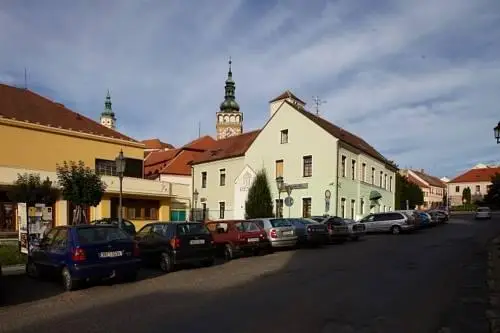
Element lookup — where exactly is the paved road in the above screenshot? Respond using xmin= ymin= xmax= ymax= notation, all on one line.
xmin=0 ymin=215 xmax=498 ymax=333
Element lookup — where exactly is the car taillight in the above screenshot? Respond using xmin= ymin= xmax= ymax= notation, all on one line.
xmin=307 ymin=226 xmax=312 ymax=232
xmin=133 ymin=242 xmax=140 ymax=257
xmin=270 ymin=229 xmax=278 ymax=238
xmin=71 ymin=247 xmax=86 ymax=262
xmin=170 ymin=237 xmax=181 ymax=249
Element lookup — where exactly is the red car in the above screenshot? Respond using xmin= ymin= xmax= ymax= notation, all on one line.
xmin=205 ymin=220 xmax=271 ymax=260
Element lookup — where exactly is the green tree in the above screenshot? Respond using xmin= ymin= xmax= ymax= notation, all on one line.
xmin=245 ymin=169 xmax=274 ymax=218
xmin=442 ymin=193 xmax=448 ymax=206
xmin=484 ymin=173 xmax=500 ymax=208
xmin=395 ymin=173 xmax=424 ymax=209
xmin=8 ymin=173 xmax=59 ymax=206
xmin=462 ymin=187 xmax=472 ymax=205
xmin=56 ymin=161 xmax=107 ymax=225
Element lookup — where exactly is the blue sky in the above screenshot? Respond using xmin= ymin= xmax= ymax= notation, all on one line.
xmin=0 ymin=0 xmax=499 ymax=179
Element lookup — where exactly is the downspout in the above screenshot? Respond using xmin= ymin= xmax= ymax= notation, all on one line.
xmin=335 ymin=140 xmax=340 ymax=216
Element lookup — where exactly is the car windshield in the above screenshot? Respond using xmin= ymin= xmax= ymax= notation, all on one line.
xmin=177 ymin=223 xmax=210 ymax=235
xmin=269 ymin=219 xmax=293 ymax=227
xmin=76 ymin=227 xmax=130 ymax=244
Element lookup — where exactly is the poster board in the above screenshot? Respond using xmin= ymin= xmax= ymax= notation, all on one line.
xmin=18 ymin=203 xmax=53 ymax=254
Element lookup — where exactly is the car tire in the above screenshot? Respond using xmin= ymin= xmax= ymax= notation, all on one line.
xmin=159 ymin=252 xmax=173 ymax=273
xmin=61 ymin=267 xmax=78 ymax=291
xmin=26 ymin=259 xmax=41 ymax=279
xmin=224 ymin=244 xmax=234 ymax=261
xmin=391 ymin=226 xmax=402 ymax=235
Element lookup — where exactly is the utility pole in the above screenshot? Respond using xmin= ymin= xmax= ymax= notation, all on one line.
xmin=312 ymin=96 xmax=326 ymax=115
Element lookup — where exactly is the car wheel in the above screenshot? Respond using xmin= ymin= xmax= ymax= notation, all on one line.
xmin=224 ymin=244 xmax=234 ymax=261
xmin=61 ymin=267 xmax=78 ymax=291
xmin=159 ymin=252 xmax=173 ymax=273
xmin=391 ymin=226 xmax=402 ymax=235
xmin=26 ymin=259 xmax=41 ymax=279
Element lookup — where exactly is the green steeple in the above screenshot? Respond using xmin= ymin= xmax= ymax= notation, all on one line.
xmin=219 ymin=58 xmax=240 ymax=112
xmin=102 ymin=89 xmax=115 ymax=117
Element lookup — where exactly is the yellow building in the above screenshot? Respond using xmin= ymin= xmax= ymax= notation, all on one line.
xmin=0 ymin=84 xmax=190 ymax=233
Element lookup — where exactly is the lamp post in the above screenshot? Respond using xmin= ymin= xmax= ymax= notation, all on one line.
xmin=276 ymin=176 xmax=284 ymax=218
xmin=115 ymin=150 xmax=126 ymax=229
xmin=494 ymin=122 xmax=500 ymax=144
xmin=193 ymin=189 xmax=199 ymax=221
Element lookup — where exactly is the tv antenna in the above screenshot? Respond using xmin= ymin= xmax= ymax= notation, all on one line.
xmin=312 ymin=96 xmax=326 ymax=115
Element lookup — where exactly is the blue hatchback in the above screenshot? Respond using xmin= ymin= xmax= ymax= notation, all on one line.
xmin=26 ymin=225 xmax=141 ymax=291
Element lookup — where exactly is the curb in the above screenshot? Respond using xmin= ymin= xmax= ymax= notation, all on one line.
xmin=487 ymin=236 xmax=500 ymax=332
xmin=2 ymin=264 xmax=25 ymax=276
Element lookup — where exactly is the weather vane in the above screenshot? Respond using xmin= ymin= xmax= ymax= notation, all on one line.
xmin=312 ymin=96 xmax=327 ymax=115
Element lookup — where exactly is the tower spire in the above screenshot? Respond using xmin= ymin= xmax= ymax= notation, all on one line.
xmin=219 ymin=57 xmax=240 ymax=112
xmin=100 ymin=89 xmax=116 ymax=129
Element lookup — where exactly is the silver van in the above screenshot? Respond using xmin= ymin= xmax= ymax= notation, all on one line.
xmin=251 ymin=218 xmax=297 ymax=248
xmin=358 ymin=212 xmax=418 ymax=235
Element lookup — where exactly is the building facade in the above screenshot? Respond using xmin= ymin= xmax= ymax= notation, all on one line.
xmin=447 ymin=164 xmax=500 ymax=206
xmin=0 ymin=84 xmax=189 ymax=232
xmin=400 ymin=169 xmax=446 ymax=208
xmin=191 ymin=92 xmax=396 ymax=221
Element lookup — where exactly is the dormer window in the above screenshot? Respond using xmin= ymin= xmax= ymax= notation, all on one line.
xmin=280 ymin=129 xmax=288 ymax=144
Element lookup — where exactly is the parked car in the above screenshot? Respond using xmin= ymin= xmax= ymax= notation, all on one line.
xmin=475 ymin=207 xmax=492 ymax=220
xmin=250 ymin=218 xmax=297 ymax=248
xmin=416 ymin=211 xmax=433 ymax=227
xmin=205 ymin=220 xmax=271 ymax=260
xmin=316 ymin=216 xmax=350 ymax=243
xmin=428 ymin=210 xmax=447 ymax=224
xmin=26 ymin=225 xmax=141 ymax=291
xmin=358 ymin=212 xmax=418 ymax=235
xmin=135 ymin=222 xmax=216 ymax=273
xmin=342 ymin=218 xmax=367 ymax=241
xmin=91 ymin=218 xmax=136 ymax=237
xmin=289 ymin=218 xmax=329 ymax=246
xmin=394 ymin=210 xmax=423 ymax=228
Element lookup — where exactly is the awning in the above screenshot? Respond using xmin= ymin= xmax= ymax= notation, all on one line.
xmin=369 ymin=190 xmax=382 ymax=201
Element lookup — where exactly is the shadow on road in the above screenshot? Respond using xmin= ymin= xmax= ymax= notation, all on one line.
xmin=0 ymin=220 xmax=495 ymax=333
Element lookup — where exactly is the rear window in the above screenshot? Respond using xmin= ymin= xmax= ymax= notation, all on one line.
xmin=296 ymin=219 xmax=316 ymax=225
xmin=76 ymin=227 xmax=130 ymax=244
xmin=269 ymin=219 xmax=292 ymax=227
xmin=478 ymin=207 xmax=490 ymax=212
xmin=310 ymin=217 xmax=324 ymax=223
xmin=177 ymin=223 xmax=210 ymax=236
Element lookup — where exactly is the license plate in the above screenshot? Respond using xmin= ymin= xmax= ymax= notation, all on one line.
xmin=282 ymin=230 xmax=293 ymax=236
xmin=189 ymin=239 xmax=205 ymax=245
xmin=247 ymin=238 xmax=259 ymax=243
xmin=99 ymin=251 xmax=123 ymax=258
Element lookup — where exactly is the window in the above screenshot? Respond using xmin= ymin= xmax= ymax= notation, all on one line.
xmin=351 ymin=160 xmax=356 ymax=180
xmin=303 ymin=155 xmax=312 ymax=177
xmin=276 ymin=160 xmax=284 ymax=178
xmin=201 ymin=172 xmax=207 ymax=188
xmin=360 ymin=198 xmax=364 ymax=215
xmin=219 ymin=169 xmax=226 ymax=186
xmin=371 ymin=167 xmax=375 ymax=184
xmin=95 ymin=159 xmax=116 ymax=176
xmin=362 ymin=163 xmax=366 ymax=182
xmin=52 ymin=228 xmax=68 ymax=249
xmin=111 ymin=198 xmax=159 ymax=220
xmin=302 ymin=198 xmax=312 ymax=218
xmin=389 ymin=176 xmax=393 ymax=192
xmin=341 ymin=156 xmax=346 ymax=177
xmin=455 ymin=185 xmax=460 ymax=193
xmin=242 ymin=221 xmax=261 ymax=232
xmin=280 ymin=129 xmax=289 ymax=144
xmin=341 ymin=198 xmax=346 ymax=218
xmin=384 ymin=174 xmax=387 ymax=189
xmin=351 ymin=199 xmax=355 ymax=219
xmin=475 ymin=185 xmax=480 ymax=193
xmin=95 ymin=158 xmax=143 ymax=178
xmin=379 ymin=171 xmax=383 ymax=187
xmin=275 ymin=199 xmax=283 ymax=218
xmin=219 ymin=202 xmax=225 ymax=219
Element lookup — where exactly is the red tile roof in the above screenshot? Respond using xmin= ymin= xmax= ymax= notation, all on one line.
xmin=450 ymin=167 xmax=500 ymax=183
xmin=269 ymin=90 xmax=306 ymax=104
xmin=407 ymin=173 xmax=429 ymax=188
xmin=144 ymin=148 xmax=180 ymax=168
xmin=411 ymin=170 xmax=445 ymax=188
xmin=0 ymin=84 xmax=137 ymax=142
xmin=141 ymin=138 xmax=174 ymax=150
xmin=190 ymin=130 xmax=261 ymax=165
xmin=159 ymin=150 xmax=198 ymax=176
xmin=182 ymin=135 xmax=217 ymax=151
xmin=288 ymin=101 xmax=396 ymax=170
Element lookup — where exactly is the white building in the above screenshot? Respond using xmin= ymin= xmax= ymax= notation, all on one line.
xmin=447 ymin=164 xmax=500 ymax=206
xmin=191 ymin=91 xmax=396 ymax=221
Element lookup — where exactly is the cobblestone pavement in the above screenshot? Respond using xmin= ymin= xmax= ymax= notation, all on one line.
xmin=0 ymin=215 xmax=498 ymax=333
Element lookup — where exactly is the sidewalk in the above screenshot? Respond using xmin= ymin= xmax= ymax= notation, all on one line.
xmin=487 ymin=236 xmax=500 ymax=332
xmin=2 ymin=264 xmax=25 ymax=276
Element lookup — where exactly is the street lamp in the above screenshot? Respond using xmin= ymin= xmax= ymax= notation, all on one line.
xmin=115 ymin=150 xmax=126 ymax=229
xmin=193 ymin=189 xmax=199 ymax=221
xmin=276 ymin=176 xmax=284 ymax=218
xmin=494 ymin=122 xmax=500 ymax=144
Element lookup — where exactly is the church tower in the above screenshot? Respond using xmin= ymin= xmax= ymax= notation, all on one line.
xmin=100 ymin=90 xmax=116 ymax=129
xmin=216 ymin=58 xmax=243 ymax=140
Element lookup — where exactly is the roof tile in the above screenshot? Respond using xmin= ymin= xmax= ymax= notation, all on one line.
xmin=449 ymin=166 xmax=500 ymax=183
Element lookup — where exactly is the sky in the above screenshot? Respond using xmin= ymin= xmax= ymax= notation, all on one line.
xmin=0 ymin=0 xmax=499 ymax=179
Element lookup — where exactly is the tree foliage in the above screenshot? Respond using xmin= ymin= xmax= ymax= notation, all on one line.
xmin=8 ymin=173 xmax=59 ymax=205
xmin=395 ymin=173 xmax=424 ymax=209
xmin=56 ymin=161 xmax=107 ymax=225
xmin=484 ymin=173 xmax=500 ymax=208
xmin=245 ymin=169 xmax=274 ymax=219
xmin=462 ymin=187 xmax=472 ymax=205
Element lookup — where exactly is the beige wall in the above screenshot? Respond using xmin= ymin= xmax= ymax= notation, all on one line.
xmin=448 ymin=181 xmax=491 ymax=205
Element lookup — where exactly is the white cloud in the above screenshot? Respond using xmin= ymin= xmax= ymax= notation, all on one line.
xmin=0 ymin=0 xmax=498 ymax=178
